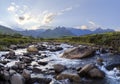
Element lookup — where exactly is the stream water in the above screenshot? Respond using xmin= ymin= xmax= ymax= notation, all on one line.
xmin=0 ymin=43 xmax=120 ymax=84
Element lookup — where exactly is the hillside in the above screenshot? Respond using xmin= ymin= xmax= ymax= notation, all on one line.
xmin=0 ymin=25 xmax=17 ymax=34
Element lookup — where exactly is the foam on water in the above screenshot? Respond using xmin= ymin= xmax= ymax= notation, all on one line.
xmin=14 ymin=49 xmax=27 ymax=55
xmin=0 ymin=51 xmax=9 ymax=57
xmin=38 ymin=44 xmax=81 ymax=68
xmin=5 ymin=60 xmax=19 ymax=67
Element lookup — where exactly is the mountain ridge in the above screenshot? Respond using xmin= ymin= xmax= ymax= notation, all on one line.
xmin=0 ymin=25 xmax=115 ymax=38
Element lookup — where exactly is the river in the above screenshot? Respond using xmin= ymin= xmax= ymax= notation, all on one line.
xmin=0 ymin=43 xmax=120 ymax=84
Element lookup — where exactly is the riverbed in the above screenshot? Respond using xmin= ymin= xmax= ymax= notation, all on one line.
xmin=0 ymin=43 xmax=120 ymax=84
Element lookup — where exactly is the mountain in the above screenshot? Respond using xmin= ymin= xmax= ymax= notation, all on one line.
xmin=92 ymin=28 xmax=115 ymax=34
xmin=19 ymin=27 xmax=115 ymax=38
xmin=0 ymin=25 xmax=114 ymax=38
xmin=68 ymin=27 xmax=115 ymax=36
xmin=39 ymin=27 xmax=75 ymax=38
xmin=0 ymin=25 xmax=17 ymax=34
xmin=19 ymin=29 xmax=45 ymax=37
xmin=68 ymin=28 xmax=92 ymax=36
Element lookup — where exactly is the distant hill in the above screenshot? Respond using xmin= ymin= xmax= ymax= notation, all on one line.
xmin=92 ymin=28 xmax=114 ymax=34
xmin=19 ymin=27 xmax=115 ymax=38
xmin=68 ymin=27 xmax=115 ymax=36
xmin=39 ymin=27 xmax=75 ymax=38
xmin=0 ymin=25 xmax=115 ymax=38
xmin=0 ymin=25 xmax=17 ymax=34
xmin=19 ymin=29 xmax=45 ymax=37
xmin=67 ymin=28 xmax=92 ymax=36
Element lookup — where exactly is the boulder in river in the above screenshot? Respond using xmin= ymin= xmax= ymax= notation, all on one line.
xmin=78 ymin=64 xmax=105 ymax=78
xmin=38 ymin=61 xmax=48 ymax=66
xmin=27 ymin=46 xmax=38 ymax=54
xmin=7 ymin=50 xmax=16 ymax=59
xmin=10 ymin=73 xmax=25 ymax=84
xmin=53 ymin=64 xmax=66 ymax=73
xmin=56 ymin=71 xmax=81 ymax=83
xmin=61 ymin=46 xmax=95 ymax=59
xmin=30 ymin=74 xmax=52 ymax=84
xmin=20 ymin=56 xmax=32 ymax=63
xmin=78 ymin=64 xmax=95 ymax=76
xmin=49 ymin=46 xmax=63 ymax=52
xmin=32 ymin=67 xmax=42 ymax=73
xmin=3 ymin=70 xmax=10 ymax=81
xmin=88 ymin=68 xmax=105 ymax=78
xmin=10 ymin=45 xmax=17 ymax=50
xmin=22 ymin=69 xmax=31 ymax=79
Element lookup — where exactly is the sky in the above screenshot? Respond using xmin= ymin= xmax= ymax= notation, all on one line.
xmin=0 ymin=0 xmax=120 ymax=31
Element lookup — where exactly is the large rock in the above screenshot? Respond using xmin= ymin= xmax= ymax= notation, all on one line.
xmin=20 ymin=56 xmax=32 ymax=63
xmin=10 ymin=45 xmax=17 ymax=50
xmin=78 ymin=64 xmax=95 ymax=76
xmin=32 ymin=67 xmax=42 ymax=73
xmin=78 ymin=64 xmax=105 ymax=78
xmin=27 ymin=46 xmax=38 ymax=54
xmin=10 ymin=73 xmax=25 ymax=84
xmin=38 ymin=61 xmax=48 ymax=66
xmin=88 ymin=68 xmax=105 ymax=78
xmin=56 ymin=71 xmax=81 ymax=83
xmin=49 ymin=46 xmax=63 ymax=52
xmin=30 ymin=74 xmax=52 ymax=84
xmin=3 ymin=70 xmax=10 ymax=81
xmin=61 ymin=46 xmax=95 ymax=59
xmin=53 ymin=64 xmax=66 ymax=73
xmin=7 ymin=50 xmax=16 ymax=59
xmin=22 ymin=69 xmax=31 ymax=79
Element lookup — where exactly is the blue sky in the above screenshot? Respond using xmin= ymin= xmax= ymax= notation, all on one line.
xmin=0 ymin=0 xmax=120 ymax=30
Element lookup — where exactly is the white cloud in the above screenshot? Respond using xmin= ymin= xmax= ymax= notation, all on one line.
xmin=81 ymin=25 xmax=88 ymax=29
xmin=42 ymin=7 xmax=74 ymax=25
xmin=7 ymin=2 xmax=75 ymax=30
xmin=75 ymin=25 xmax=88 ymax=30
xmin=7 ymin=6 xmax=16 ymax=12
xmin=61 ymin=7 xmax=73 ymax=12
xmin=88 ymin=21 xmax=100 ymax=30
xmin=42 ymin=13 xmax=56 ymax=24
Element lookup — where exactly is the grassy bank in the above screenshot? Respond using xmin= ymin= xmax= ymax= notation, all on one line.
xmin=42 ymin=32 xmax=120 ymax=51
xmin=0 ymin=33 xmax=41 ymax=50
xmin=0 ymin=32 xmax=120 ymax=52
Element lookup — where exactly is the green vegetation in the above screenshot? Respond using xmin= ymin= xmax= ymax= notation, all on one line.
xmin=0 ymin=32 xmax=120 ymax=52
xmin=0 ymin=33 xmax=40 ymax=50
xmin=43 ymin=32 xmax=120 ymax=51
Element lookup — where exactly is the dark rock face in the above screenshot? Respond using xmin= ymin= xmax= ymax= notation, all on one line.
xmin=53 ymin=64 xmax=66 ymax=73
xmin=32 ymin=68 xmax=42 ymax=73
xmin=106 ymin=63 xmax=120 ymax=70
xmin=22 ymin=69 xmax=31 ymax=79
xmin=6 ymin=50 xmax=16 ymax=59
xmin=30 ymin=77 xmax=52 ymax=84
xmin=49 ymin=47 xmax=63 ymax=52
xmin=10 ymin=73 xmax=25 ymax=84
xmin=20 ymin=56 xmax=32 ymax=63
xmin=61 ymin=46 xmax=95 ymax=59
xmin=38 ymin=61 xmax=48 ymax=66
